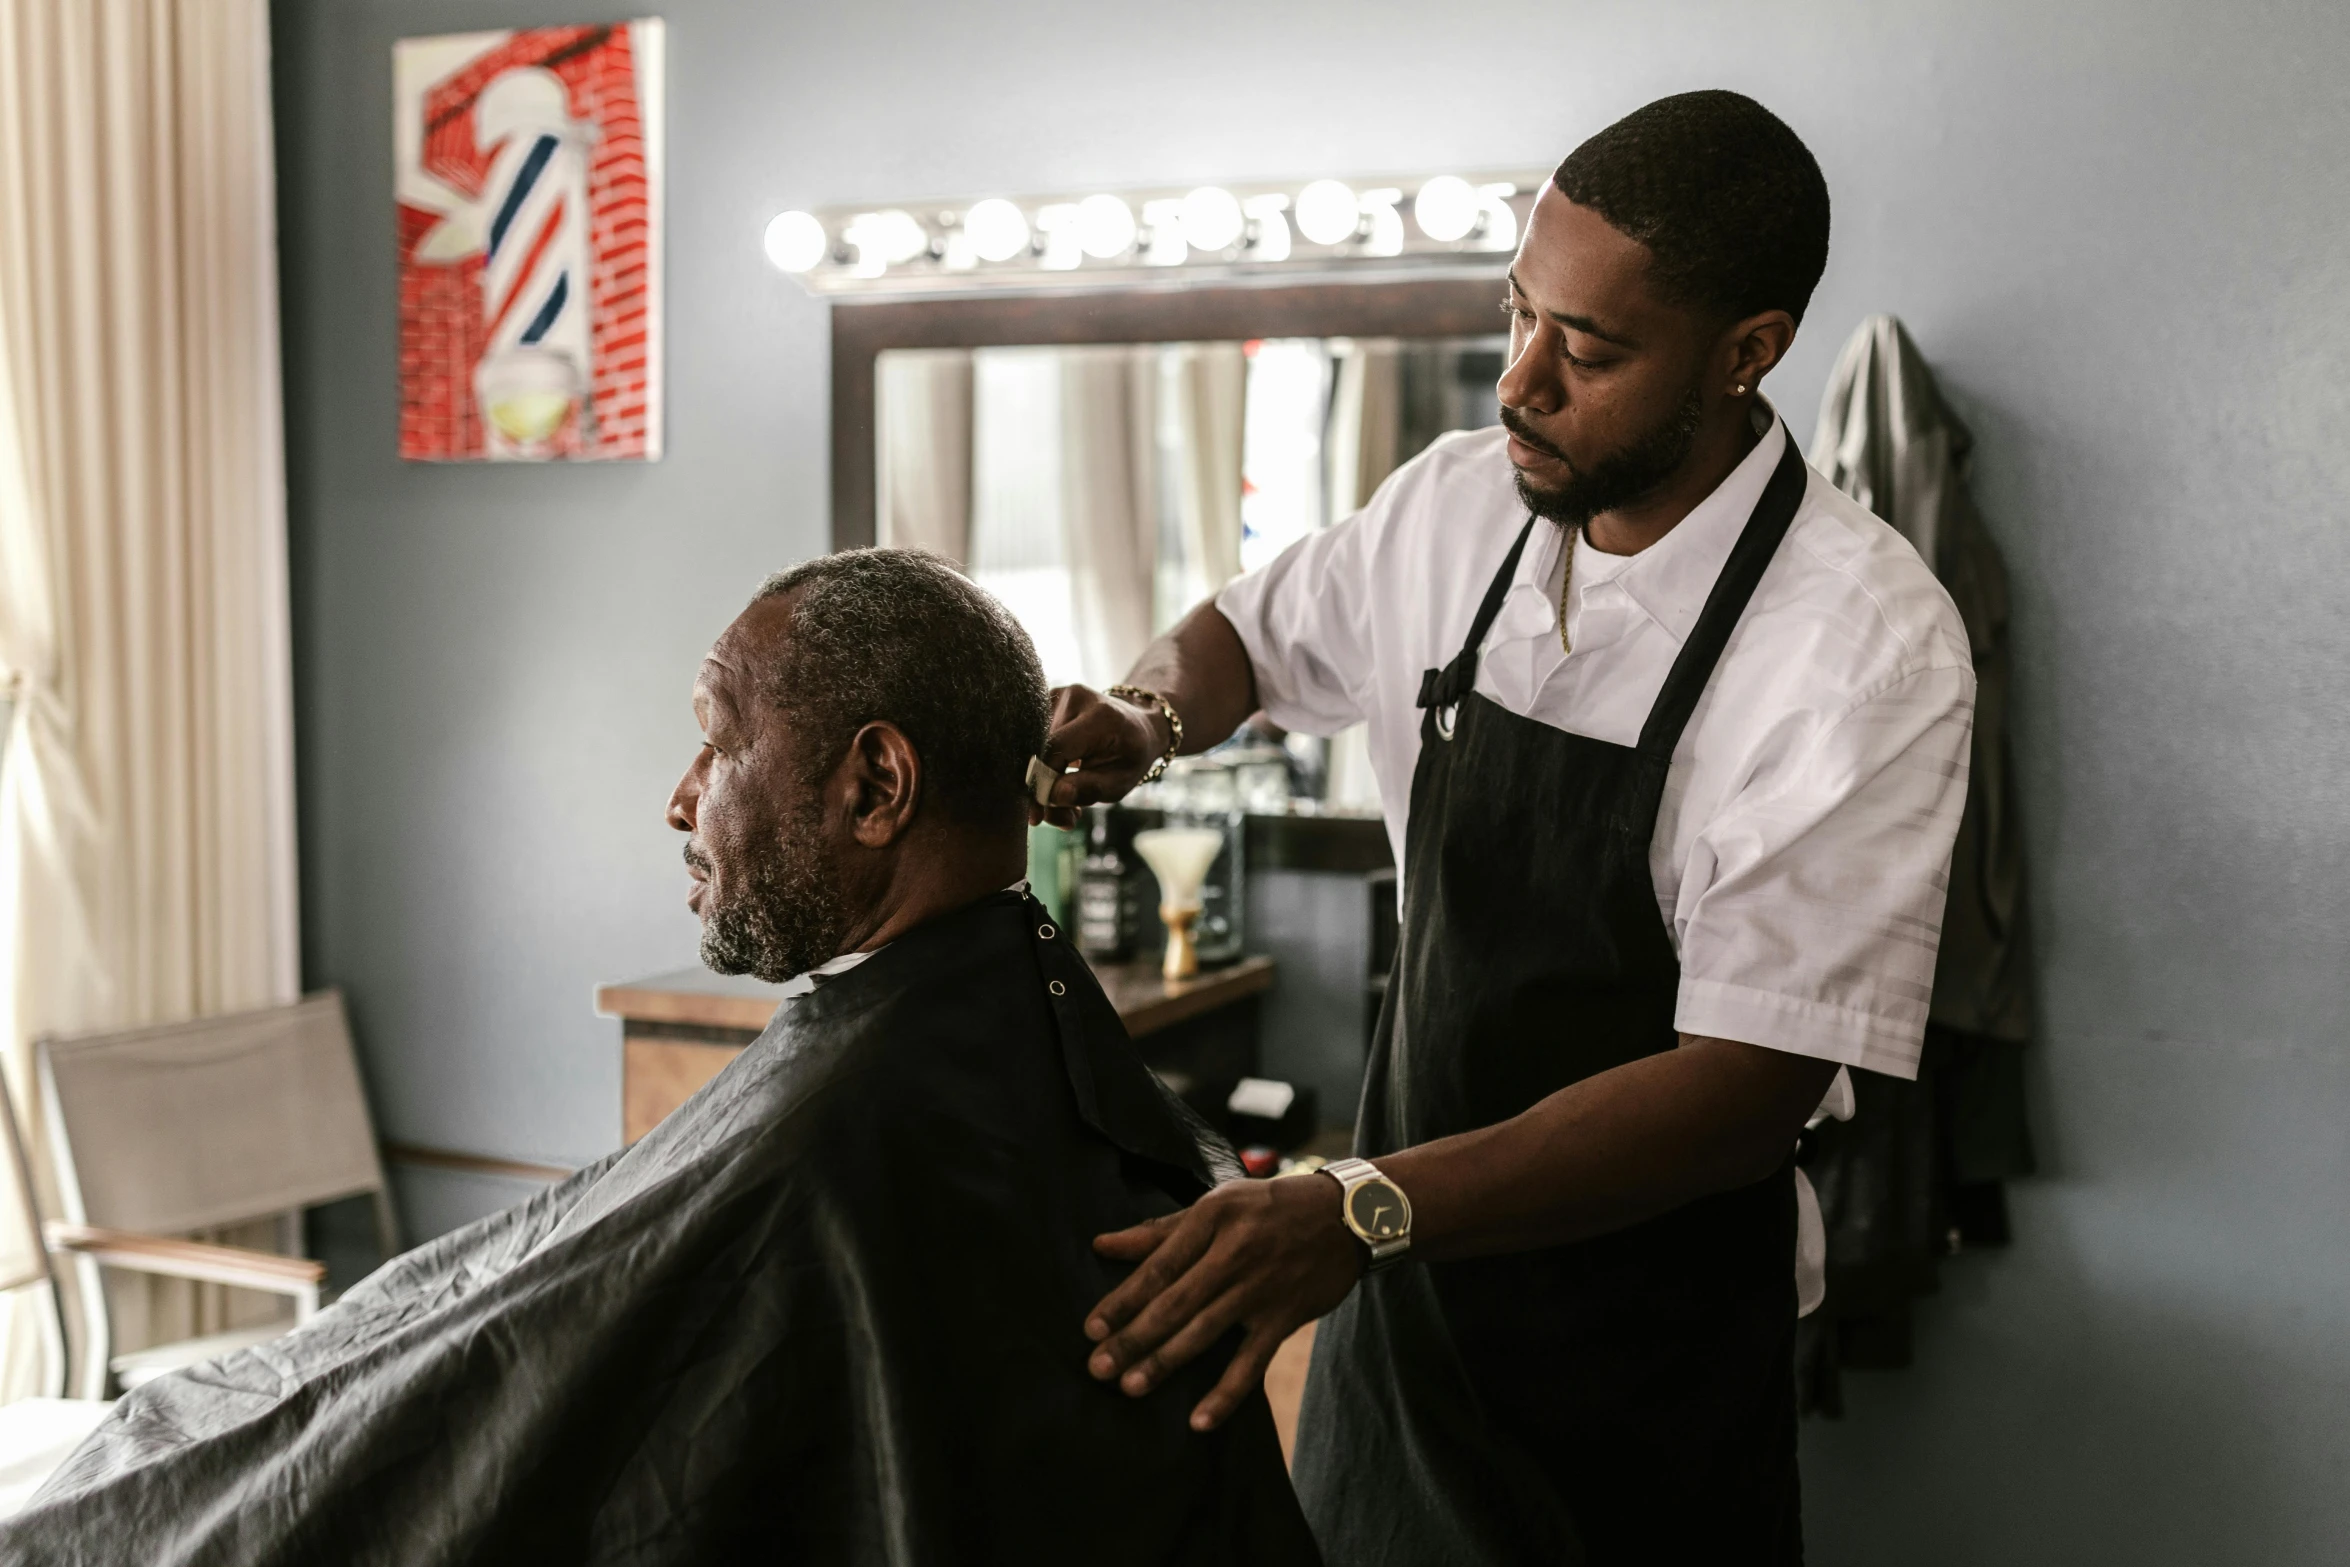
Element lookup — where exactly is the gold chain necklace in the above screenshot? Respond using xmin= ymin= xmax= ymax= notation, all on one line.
xmin=1557 ymin=526 xmax=1581 ymax=655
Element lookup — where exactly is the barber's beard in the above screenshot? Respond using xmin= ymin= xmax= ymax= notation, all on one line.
xmin=1504 ymin=388 xmax=1705 ymax=530
xmin=689 ymin=796 xmax=848 ymax=984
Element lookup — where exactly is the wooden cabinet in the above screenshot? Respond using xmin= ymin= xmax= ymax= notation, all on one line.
xmin=596 ymin=956 xmax=1274 ymax=1144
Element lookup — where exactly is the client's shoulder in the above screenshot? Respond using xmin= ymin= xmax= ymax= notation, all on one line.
xmin=768 ymin=894 xmax=1066 ymax=1118
xmin=812 ymin=893 xmax=1230 ymax=1186
xmin=658 ymin=892 xmax=1227 ymax=1199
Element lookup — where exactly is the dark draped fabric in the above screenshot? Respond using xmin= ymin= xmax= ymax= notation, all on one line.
xmin=1799 ymin=316 xmax=2038 ymax=1416
xmin=4 ymin=891 xmax=1317 ymax=1566
xmin=1794 ymin=1027 xmax=2035 ymax=1415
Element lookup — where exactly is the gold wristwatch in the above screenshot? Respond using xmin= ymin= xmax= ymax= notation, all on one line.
xmin=1321 ymin=1157 xmax=1412 ymax=1272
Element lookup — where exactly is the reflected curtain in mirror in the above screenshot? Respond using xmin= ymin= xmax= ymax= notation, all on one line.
xmin=1154 ymin=344 xmax=1245 ymax=637
xmin=1059 ymin=347 xmax=1161 ymax=685
xmin=882 ymin=342 xmax=1249 ymax=689
xmin=1327 ymin=339 xmax=1401 ymax=519
xmin=875 ymin=348 xmax=973 ymax=565
xmin=873 ymin=334 xmax=1497 ymax=693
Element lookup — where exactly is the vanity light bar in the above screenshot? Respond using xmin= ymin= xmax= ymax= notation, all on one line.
xmin=763 ymin=172 xmax=1549 ymax=298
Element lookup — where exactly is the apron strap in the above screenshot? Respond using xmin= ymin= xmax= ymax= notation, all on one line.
xmin=1635 ymin=434 xmax=1811 ymax=761
xmin=1418 ymin=514 xmax=1539 ymax=710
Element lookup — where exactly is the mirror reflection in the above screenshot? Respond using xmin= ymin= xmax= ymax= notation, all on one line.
xmin=876 ymin=335 xmax=1505 ymax=690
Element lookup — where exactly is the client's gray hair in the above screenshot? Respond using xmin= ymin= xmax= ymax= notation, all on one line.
xmin=750 ymin=549 xmax=1049 ymax=824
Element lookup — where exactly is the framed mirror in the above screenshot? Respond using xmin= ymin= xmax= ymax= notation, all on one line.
xmin=830 ymin=274 xmax=1506 ymax=821
xmin=832 ymin=275 xmax=1506 ymax=555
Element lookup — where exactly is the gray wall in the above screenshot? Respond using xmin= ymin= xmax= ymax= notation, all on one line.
xmin=272 ymin=1 xmax=2350 ymax=1560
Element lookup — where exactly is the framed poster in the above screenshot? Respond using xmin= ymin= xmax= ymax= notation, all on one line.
xmin=394 ymin=20 xmax=664 ymax=461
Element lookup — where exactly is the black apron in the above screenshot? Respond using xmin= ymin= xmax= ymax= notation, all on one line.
xmin=1293 ymin=438 xmax=1811 ymax=1567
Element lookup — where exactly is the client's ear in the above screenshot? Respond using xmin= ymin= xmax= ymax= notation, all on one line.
xmin=842 ymin=721 xmax=922 ymax=848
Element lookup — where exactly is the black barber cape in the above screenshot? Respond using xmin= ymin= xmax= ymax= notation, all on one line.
xmin=5 ymin=891 xmax=1317 ymax=1567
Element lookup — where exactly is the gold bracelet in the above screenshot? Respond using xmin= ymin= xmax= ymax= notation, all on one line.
xmin=1105 ymin=684 xmax=1183 ymax=783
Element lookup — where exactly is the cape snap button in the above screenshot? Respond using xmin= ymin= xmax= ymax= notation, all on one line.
xmin=1048 ymin=980 xmax=1067 ymax=996
xmin=1039 ymin=924 xmax=1056 ymax=939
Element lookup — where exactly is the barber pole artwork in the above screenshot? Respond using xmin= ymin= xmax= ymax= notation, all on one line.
xmin=395 ymin=21 xmax=664 ymax=461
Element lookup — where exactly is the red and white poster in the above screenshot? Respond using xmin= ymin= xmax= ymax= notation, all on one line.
xmin=394 ymin=21 xmax=663 ymax=462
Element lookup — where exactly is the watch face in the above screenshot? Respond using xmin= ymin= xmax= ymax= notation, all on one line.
xmin=1346 ymin=1178 xmax=1408 ymax=1241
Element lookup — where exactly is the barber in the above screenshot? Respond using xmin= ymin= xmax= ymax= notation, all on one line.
xmin=1039 ymin=92 xmax=1975 ymax=1565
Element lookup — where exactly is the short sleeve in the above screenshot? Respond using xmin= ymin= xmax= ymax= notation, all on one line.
xmin=1672 ymin=663 xmax=1975 ymax=1079
xmin=1215 ymin=508 xmax=1380 ymax=737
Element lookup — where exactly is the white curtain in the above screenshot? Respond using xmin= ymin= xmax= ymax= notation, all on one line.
xmin=934 ymin=341 xmax=1247 ymax=686
xmin=874 ymin=348 xmax=973 ymax=565
xmin=0 ymin=0 xmax=299 ymax=1396
xmin=968 ymin=348 xmax=1084 ymax=681
xmin=1326 ymin=338 xmax=1402 ymax=520
xmin=1156 ymin=343 xmax=1245 ymax=629
xmin=1059 ymin=347 xmax=1158 ymax=685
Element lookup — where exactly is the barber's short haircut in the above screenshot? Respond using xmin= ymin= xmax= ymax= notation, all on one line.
xmin=750 ymin=549 xmax=1049 ymax=825
xmin=1553 ymin=89 xmax=1831 ymax=327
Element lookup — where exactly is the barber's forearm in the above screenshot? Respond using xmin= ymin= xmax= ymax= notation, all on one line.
xmin=1122 ymin=601 xmax=1260 ymax=756
xmin=1077 ymin=1034 xmax=1836 ymax=1425
xmin=1377 ymin=1035 xmax=1837 ymax=1262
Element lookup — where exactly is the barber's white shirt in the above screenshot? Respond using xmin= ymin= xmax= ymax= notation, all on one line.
xmin=1216 ymin=415 xmax=1974 ymax=1082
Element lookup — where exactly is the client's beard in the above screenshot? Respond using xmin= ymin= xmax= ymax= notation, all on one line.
xmin=1504 ymin=388 xmax=1705 ymax=530
xmin=689 ymin=797 xmax=848 ymax=984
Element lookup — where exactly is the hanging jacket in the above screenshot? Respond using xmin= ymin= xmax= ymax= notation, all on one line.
xmin=1796 ymin=318 xmax=2039 ymax=1416
xmin=1811 ymin=315 xmax=2031 ymax=1041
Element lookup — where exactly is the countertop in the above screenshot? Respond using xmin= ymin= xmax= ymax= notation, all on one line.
xmin=595 ymin=953 xmax=1274 ymax=1040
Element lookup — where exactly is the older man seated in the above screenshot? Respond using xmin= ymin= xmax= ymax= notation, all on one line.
xmin=7 ymin=550 xmax=1317 ymax=1566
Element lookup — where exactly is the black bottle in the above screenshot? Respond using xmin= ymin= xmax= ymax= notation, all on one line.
xmin=1075 ymin=806 xmax=1133 ymax=960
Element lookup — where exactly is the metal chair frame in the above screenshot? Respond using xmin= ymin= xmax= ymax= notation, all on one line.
xmin=32 ymin=992 xmax=393 ymax=1399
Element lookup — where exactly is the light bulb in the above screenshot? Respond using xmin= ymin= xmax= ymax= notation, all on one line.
xmin=1180 ymin=186 xmax=1245 ymax=253
xmin=1357 ymin=188 xmax=1404 ymax=257
xmin=1243 ymin=194 xmax=1291 ymax=263
xmin=1413 ymin=175 xmax=1479 ymax=243
xmin=1475 ymin=182 xmax=1519 ymax=251
xmin=845 ymin=209 xmax=929 ymax=270
xmin=1034 ymin=204 xmax=1083 ymax=270
xmin=1140 ymin=199 xmax=1187 ymax=266
xmin=762 ymin=210 xmax=828 ymax=273
xmin=1075 ymin=194 xmax=1137 ymax=259
xmin=964 ymin=198 xmax=1030 ymax=263
xmin=1294 ymin=179 xmax=1359 ymax=246
xmin=842 ymin=210 xmax=928 ymax=276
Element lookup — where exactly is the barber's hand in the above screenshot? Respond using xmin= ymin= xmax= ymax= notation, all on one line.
xmin=1085 ymin=1173 xmax=1362 ymax=1432
xmin=1030 ymin=684 xmax=1169 ymax=828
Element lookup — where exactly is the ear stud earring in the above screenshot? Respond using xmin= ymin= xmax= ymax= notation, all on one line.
xmin=1731 ymin=383 xmax=1748 ymax=396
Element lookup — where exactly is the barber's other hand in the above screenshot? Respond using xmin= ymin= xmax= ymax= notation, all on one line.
xmin=1031 ymin=684 xmax=1168 ymax=828
xmin=1085 ymin=1172 xmax=1361 ymax=1432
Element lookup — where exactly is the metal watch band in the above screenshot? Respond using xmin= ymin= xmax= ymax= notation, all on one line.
xmin=1323 ymin=1157 xmax=1413 ymax=1272
xmin=1104 ymin=684 xmax=1183 ymax=783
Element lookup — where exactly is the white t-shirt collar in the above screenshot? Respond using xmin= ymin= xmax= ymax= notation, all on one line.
xmin=773 ymin=879 xmax=1031 ymax=1002
xmin=771 ymin=946 xmax=875 ymax=1001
